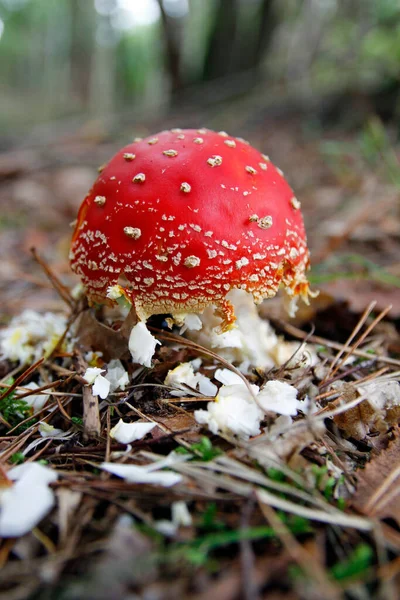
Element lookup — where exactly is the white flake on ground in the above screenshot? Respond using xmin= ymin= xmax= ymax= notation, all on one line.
xmin=214 ymin=368 xmax=243 ymax=386
xmin=189 ymin=290 xmax=316 ymax=372
xmin=195 ymin=377 xmax=306 ymax=438
xmin=0 ymin=310 xmax=67 ymax=364
xmin=0 ymin=463 xmax=58 ymax=537
xmin=106 ymin=359 xmax=129 ymax=392
xmin=172 ymin=501 xmax=192 ymax=527
xmin=210 ymin=328 xmax=243 ymax=350
xmin=110 ymin=419 xmax=156 ymax=444
xmin=155 ymin=500 xmax=192 ymax=536
xmin=128 ymin=322 xmax=161 ymax=367
xmin=257 ymin=381 xmax=305 ymax=416
xmin=179 ymin=313 xmax=203 ymax=334
xmin=92 ymin=374 xmax=111 ymax=399
xmin=353 ymin=379 xmax=400 ymax=433
xmin=100 ymin=464 xmax=182 ymax=486
xmin=195 ymin=383 xmax=262 ymax=440
xmin=154 ymin=520 xmax=178 ymax=536
xmin=83 ymin=367 xmax=111 ymax=399
xmin=39 ymin=422 xmax=65 ymax=438
xmin=165 ymin=362 xmax=217 ymax=397
xmin=18 ymin=381 xmax=50 ymax=411
xmin=361 ymin=380 xmax=400 ymax=412
xmin=22 ymin=427 xmax=75 ymax=456
xmin=100 ymin=452 xmax=187 ymax=487
xmin=268 ymin=341 xmax=318 ymax=368
xmin=82 ymin=367 xmax=104 ymax=384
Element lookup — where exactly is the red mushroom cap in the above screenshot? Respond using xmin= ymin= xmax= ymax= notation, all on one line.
xmin=70 ymin=128 xmax=310 ymax=329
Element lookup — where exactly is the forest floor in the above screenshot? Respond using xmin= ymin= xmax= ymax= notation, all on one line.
xmin=0 ymin=102 xmax=400 ymax=600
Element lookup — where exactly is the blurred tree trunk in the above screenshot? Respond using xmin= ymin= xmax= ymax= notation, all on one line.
xmin=202 ymin=0 xmax=275 ymax=82
xmin=89 ymin=15 xmax=117 ymax=121
xmin=252 ymin=0 xmax=276 ymax=68
xmin=203 ymin=0 xmax=239 ymax=81
xmin=70 ymin=0 xmax=95 ymax=110
xmin=234 ymin=0 xmax=275 ymax=73
xmin=158 ymin=0 xmax=183 ymax=91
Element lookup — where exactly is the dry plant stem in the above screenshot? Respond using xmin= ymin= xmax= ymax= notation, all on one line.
xmin=314 ymin=367 xmax=390 ymax=401
xmin=27 ymin=439 xmax=53 ymax=463
xmin=82 ymin=386 xmax=101 ymax=441
xmin=198 ymin=455 xmax=335 ymax=512
xmin=0 ymin=358 xmax=44 ymax=403
xmin=326 ymin=304 xmax=393 ymax=383
xmin=0 ymin=364 xmax=23 ymax=386
xmin=0 ymin=539 xmax=15 ymax=569
xmin=321 ymin=437 xmax=357 ymax=486
xmin=380 ymin=523 xmax=400 ymax=552
xmin=31 ymin=247 xmax=74 ymax=308
xmin=326 ymin=301 xmax=376 ymax=378
xmin=255 ymin=487 xmax=372 ymax=530
xmin=0 ymin=413 xmax=10 ymax=429
xmin=0 ymin=432 xmax=34 ymax=463
xmin=313 ymin=391 xmax=370 ymax=420
xmin=1 ymin=378 xmax=64 ymax=400
xmin=145 ymin=451 xmax=373 ymax=530
xmin=281 ymin=322 xmax=400 ymax=367
xmin=314 ymin=366 xmax=389 ymax=402
xmin=257 ymin=496 xmax=341 ymax=600
xmin=378 ymin=556 xmax=400 ymax=582
xmin=105 ymin=407 xmax=111 ymax=462
xmin=365 ymin=369 xmax=400 ymax=383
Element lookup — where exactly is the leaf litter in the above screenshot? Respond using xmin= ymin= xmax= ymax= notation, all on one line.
xmin=0 ymin=264 xmax=399 ymax=600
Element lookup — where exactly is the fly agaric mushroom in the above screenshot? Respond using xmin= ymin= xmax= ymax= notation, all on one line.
xmin=70 ymin=129 xmax=311 ymax=331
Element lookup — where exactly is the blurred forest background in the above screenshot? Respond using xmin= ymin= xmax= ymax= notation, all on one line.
xmin=1 ymin=0 xmax=400 ymax=139
xmin=1 ymin=0 xmax=400 ymax=322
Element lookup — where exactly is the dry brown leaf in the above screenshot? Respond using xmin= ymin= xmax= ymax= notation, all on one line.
xmin=74 ymin=309 xmax=131 ymax=361
xmin=332 ymin=380 xmax=400 ymax=440
xmin=156 ymin=411 xmax=202 ymax=444
xmin=352 ymin=431 xmax=400 ymax=524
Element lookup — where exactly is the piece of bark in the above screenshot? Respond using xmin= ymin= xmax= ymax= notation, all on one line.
xmin=82 ymin=386 xmax=101 ymax=441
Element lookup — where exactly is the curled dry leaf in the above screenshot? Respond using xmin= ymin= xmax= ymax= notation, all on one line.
xmin=352 ymin=432 xmax=400 ymax=524
xmin=333 ymin=380 xmax=400 ymax=440
xmin=74 ymin=309 xmax=131 ymax=361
